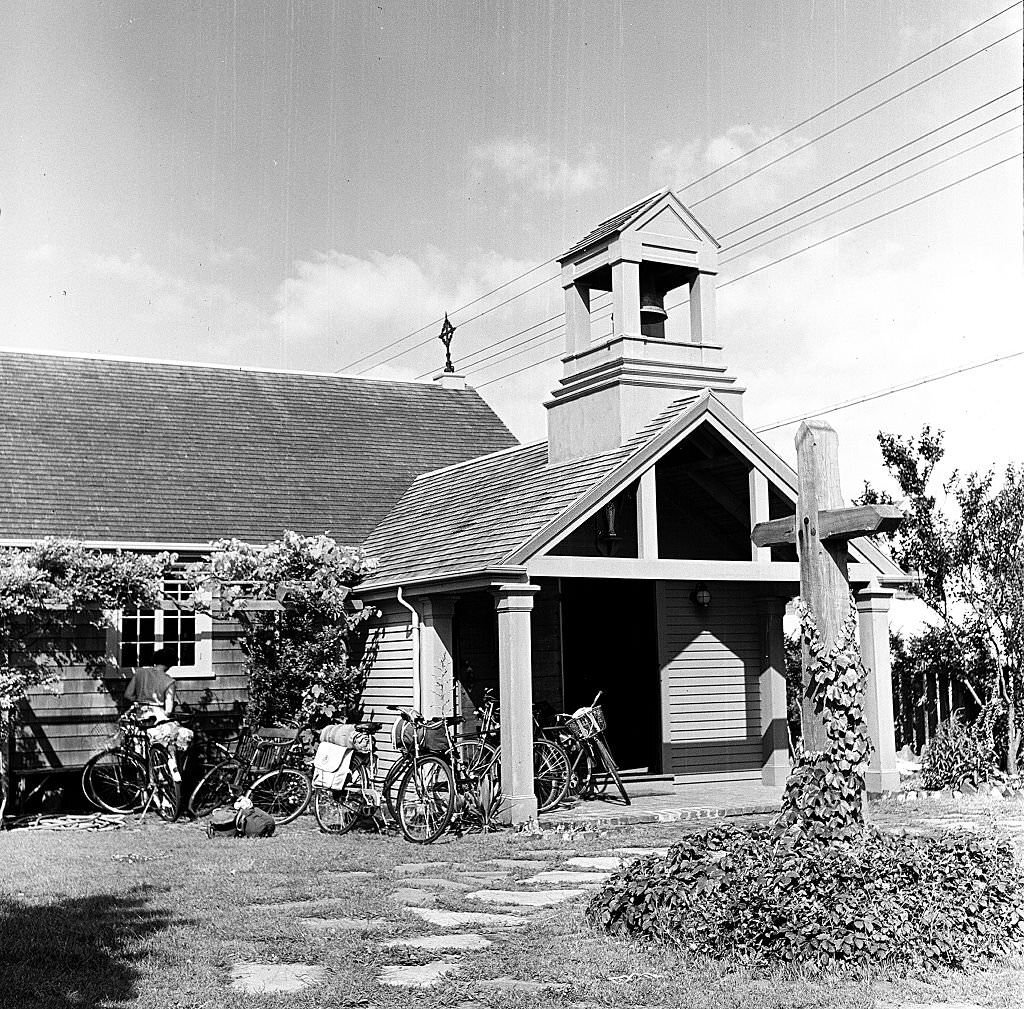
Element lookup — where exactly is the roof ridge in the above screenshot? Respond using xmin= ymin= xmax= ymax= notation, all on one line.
xmin=0 ymin=346 xmax=448 ymax=388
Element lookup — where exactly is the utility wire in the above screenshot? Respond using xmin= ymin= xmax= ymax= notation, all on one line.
xmin=691 ymin=27 xmax=1022 ymax=207
xmin=719 ymin=87 xmax=1021 ymax=240
xmin=466 ymin=111 xmax=1020 ymax=381
xmin=339 ymin=6 xmax=1019 ymax=376
xmin=723 ymin=120 xmax=1022 ymax=262
xmin=679 ymin=1 xmax=1023 ymax=194
xmin=340 ymin=12 xmax=1022 ymax=378
xmin=475 ymin=151 xmax=1021 ymax=389
xmin=754 ymin=351 xmax=1024 ymax=434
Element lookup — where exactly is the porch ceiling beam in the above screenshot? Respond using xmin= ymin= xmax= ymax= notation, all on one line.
xmin=528 ymin=555 xmax=881 ymax=585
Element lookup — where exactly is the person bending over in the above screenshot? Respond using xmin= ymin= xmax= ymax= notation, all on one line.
xmin=124 ymin=646 xmax=194 ymax=778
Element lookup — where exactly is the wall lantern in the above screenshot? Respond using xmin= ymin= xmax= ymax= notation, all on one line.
xmin=690 ymin=584 xmax=712 ymax=608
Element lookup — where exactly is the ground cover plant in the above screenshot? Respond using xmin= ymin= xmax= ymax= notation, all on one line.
xmin=587 ymin=601 xmax=1024 ymax=972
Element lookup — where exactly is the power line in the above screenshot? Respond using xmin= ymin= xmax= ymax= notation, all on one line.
xmin=468 ymin=111 xmax=1020 ymax=382
xmin=720 ymin=149 xmax=1020 ymax=289
xmin=690 ymin=27 xmax=1022 ymax=208
xmin=754 ymin=351 xmax=1024 ymax=434
xmin=475 ymin=151 xmax=1021 ymax=389
xmin=722 ymin=120 xmax=1022 ymax=262
xmin=719 ymin=87 xmax=1021 ymax=240
xmin=339 ymin=11 xmax=1022 ymax=379
xmin=679 ymin=1 xmax=1023 ymax=194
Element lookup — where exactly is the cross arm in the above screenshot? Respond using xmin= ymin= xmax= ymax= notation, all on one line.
xmin=751 ymin=503 xmax=903 ymax=548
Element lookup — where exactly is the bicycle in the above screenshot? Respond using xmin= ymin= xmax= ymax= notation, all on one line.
xmin=393 ymin=705 xmax=501 ymax=843
xmin=311 ymin=718 xmax=387 ymax=834
xmin=460 ymin=692 xmax=571 ymax=814
xmin=81 ymin=708 xmax=184 ymax=821
xmin=186 ymin=724 xmax=313 ymax=824
xmin=540 ymin=692 xmax=630 ymax=806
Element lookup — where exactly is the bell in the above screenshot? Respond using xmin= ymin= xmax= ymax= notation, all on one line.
xmin=639 ymin=278 xmax=668 ymax=337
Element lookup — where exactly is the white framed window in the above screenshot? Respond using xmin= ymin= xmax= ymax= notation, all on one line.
xmin=109 ymin=574 xmax=214 ymax=678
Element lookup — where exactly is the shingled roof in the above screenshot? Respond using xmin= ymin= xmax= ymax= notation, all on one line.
xmin=561 ymin=189 xmax=667 ymax=260
xmin=362 ymin=396 xmax=699 ymax=587
xmin=362 ymin=391 xmax=906 ymax=589
xmin=0 ymin=351 xmax=517 ymax=545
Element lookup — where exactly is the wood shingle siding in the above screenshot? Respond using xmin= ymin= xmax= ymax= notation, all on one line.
xmin=657 ymin=582 xmax=764 ymax=782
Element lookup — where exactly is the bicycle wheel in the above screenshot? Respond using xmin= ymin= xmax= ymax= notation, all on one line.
xmin=591 ymin=734 xmax=630 ymax=806
xmin=560 ymin=737 xmax=596 ymax=800
xmin=396 ymin=755 xmax=454 ymax=843
xmin=148 ymin=744 xmax=182 ymax=822
xmin=382 ymin=755 xmax=412 ymax=823
xmin=313 ymin=764 xmax=368 ymax=835
xmin=82 ymin=749 xmax=147 ymax=813
xmin=247 ymin=767 xmax=313 ymax=824
xmin=187 ymin=760 xmax=242 ymax=818
xmin=532 ymin=739 xmax=570 ymax=813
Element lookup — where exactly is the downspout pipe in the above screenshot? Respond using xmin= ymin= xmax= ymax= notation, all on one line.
xmin=395 ymin=588 xmax=421 ymax=711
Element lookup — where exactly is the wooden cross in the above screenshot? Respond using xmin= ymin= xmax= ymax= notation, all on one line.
xmin=751 ymin=419 xmax=902 ymax=750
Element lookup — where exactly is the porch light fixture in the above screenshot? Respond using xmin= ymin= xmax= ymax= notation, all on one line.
xmin=690 ymin=584 xmax=712 ymax=608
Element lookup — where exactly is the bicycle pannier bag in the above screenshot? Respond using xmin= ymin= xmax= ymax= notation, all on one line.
xmin=312 ymin=739 xmax=354 ymax=790
xmin=395 ymin=717 xmax=447 ymax=755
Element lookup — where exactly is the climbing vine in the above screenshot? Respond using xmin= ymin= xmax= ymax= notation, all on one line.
xmin=774 ymin=597 xmax=872 ymax=841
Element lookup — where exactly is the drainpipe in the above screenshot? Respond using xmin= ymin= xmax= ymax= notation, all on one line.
xmin=395 ymin=588 xmax=421 ymax=711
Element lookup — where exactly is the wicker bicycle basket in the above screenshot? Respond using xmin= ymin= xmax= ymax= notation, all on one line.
xmin=233 ymin=734 xmax=293 ymax=771
xmin=565 ymin=705 xmax=607 ymax=740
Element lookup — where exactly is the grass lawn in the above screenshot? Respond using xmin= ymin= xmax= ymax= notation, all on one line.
xmin=1 ymin=803 xmax=1022 ymax=1009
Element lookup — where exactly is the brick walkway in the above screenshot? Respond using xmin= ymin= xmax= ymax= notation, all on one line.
xmin=539 ymin=780 xmax=785 ymax=830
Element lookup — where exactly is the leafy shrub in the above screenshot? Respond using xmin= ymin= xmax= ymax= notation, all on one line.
xmin=586 ymin=822 xmax=1024 ymax=969
xmin=921 ymin=710 xmax=999 ymax=790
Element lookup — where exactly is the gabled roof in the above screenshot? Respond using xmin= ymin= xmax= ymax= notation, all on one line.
xmin=0 ymin=350 xmax=517 ymax=545
xmin=560 ymin=188 xmax=720 ymax=262
xmin=362 ymin=391 xmax=904 ymax=589
xmin=361 ymin=397 xmax=699 ymax=587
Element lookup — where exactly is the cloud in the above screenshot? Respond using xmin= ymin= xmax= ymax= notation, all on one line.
xmin=650 ymin=125 xmax=817 ymax=212
xmin=472 ymin=138 xmax=607 ymax=195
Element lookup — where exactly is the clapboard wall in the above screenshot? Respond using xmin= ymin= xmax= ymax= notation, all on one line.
xmin=360 ymin=599 xmax=415 ymax=770
xmin=657 ymin=581 xmax=763 ymax=783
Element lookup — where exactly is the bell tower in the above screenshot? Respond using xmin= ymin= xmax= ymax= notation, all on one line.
xmin=546 ymin=189 xmax=744 ymax=463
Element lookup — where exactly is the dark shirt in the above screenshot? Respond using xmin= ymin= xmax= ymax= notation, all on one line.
xmin=124 ymin=666 xmax=175 ymax=707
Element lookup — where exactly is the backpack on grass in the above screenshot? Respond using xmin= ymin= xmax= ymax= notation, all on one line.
xmin=205 ymin=804 xmax=276 ymax=839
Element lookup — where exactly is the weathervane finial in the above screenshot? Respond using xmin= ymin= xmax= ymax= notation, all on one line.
xmin=438 ymin=313 xmax=456 ymax=373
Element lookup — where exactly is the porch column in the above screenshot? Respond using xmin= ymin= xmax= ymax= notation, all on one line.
xmin=611 ymin=259 xmax=641 ymax=338
xmin=757 ymin=596 xmax=790 ymax=786
xmin=417 ymin=597 xmax=457 ymax=719
xmin=494 ymin=583 xmax=540 ymax=825
xmin=856 ymin=585 xmax=900 ymax=793
xmin=637 ymin=468 xmax=659 ymax=559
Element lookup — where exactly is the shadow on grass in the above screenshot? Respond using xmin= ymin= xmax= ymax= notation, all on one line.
xmin=0 ymin=885 xmax=179 ymax=1008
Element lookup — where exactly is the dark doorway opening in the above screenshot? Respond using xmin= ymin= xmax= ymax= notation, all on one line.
xmin=559 ymin=578 xmax=662 ymax=774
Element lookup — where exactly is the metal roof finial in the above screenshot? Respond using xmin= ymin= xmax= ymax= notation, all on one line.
xmin=438 ymin=313 xmax=456 ymax=373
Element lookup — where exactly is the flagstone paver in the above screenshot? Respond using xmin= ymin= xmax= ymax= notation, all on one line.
xmin=467 ymin=888 xmax=585 ymax=907
xmin=408 ymin=907 xmax=530 ymax=929
xmin=379 ymin=961 xmax=458 ymax=988
xmin=614 ymin=846 xmax=670 ymax=857
xmin=229 ymin=962 xmax=326 ymax=993
xmin=483 ymin=858 xmax=551 ymax=870
xmin=391 ymin=887 xmax=437 ymax=907
xmin=565 ymin=856 xmax=623 ymax=870
xmin=520 ymin=870 xmax=611 ymax=885
xmin=322 ymin=869 xmax=376 ymax=880
xmin=300 ymin=916 xmax=391 ymax=932
xmin=384 ymin=933 xmax=492 ymax=951
xmin=516 ymin=847 xmax=578 ymax=857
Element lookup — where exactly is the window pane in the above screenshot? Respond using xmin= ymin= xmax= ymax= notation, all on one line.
xmin=122 ymin=643 xmax=138 ymax=667
xmin=139 ymin=642 xmax=155 ymax=666
xmin=122 ymin=620 xmax=137 ymax=643
xmin=179 ymin=642 xmax=196 ymax=666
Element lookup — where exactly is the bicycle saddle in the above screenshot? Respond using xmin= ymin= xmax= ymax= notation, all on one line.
xmin=356 ymin=721 xmax=383 ymax=734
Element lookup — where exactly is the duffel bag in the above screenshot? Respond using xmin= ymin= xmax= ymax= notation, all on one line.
xmin=237 ymin=806 xmax=276 ymax=838
xmin=206 ymin=806 xmax=239 ymax=839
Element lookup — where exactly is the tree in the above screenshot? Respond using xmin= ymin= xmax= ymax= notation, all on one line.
xmin=0 ymin=539 xmax=171 ymax=816
xmin=860 ymin=428 xmax=1023 ymax=772
xmin=184 ymin=531 xmax=380 ymax=730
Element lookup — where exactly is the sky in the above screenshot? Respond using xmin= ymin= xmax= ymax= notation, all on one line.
xmin=2 ymin=0 xmax=1022 ymax=507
